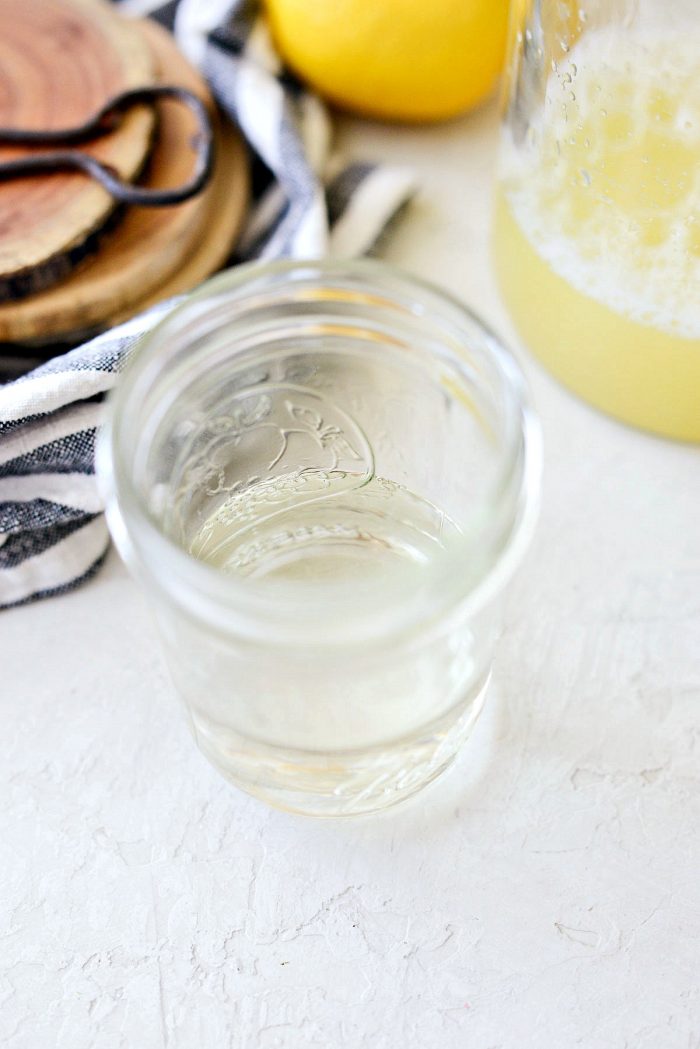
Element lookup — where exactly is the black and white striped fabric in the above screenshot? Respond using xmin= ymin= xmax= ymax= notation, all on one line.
xmin=0 ymin=0 xmax=415 ymax=609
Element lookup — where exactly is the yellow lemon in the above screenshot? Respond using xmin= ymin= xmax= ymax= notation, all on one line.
xmin=264 ymin=0 xmax=510 ymax=123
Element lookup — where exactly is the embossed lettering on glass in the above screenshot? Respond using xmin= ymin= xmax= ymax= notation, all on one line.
xmin=98 ymin=260 xmax=540 ymax=816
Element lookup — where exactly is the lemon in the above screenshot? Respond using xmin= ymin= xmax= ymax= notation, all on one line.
xmin=264 ymin=0 xmax=510 ymax=123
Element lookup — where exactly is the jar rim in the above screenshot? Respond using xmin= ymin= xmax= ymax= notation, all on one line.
xmin=98 ymin=257 xmax=541 ymax=645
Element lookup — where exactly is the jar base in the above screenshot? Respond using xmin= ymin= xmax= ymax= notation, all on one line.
xmin=188 ymin=673 xmax=490 ymax=817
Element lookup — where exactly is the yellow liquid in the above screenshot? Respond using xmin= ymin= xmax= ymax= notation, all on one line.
xmin=494 ymin=28 xmax=700 ymax=440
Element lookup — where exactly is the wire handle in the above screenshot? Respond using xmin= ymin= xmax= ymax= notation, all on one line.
xmin=0 ymin=86 xmax=214 ymax=206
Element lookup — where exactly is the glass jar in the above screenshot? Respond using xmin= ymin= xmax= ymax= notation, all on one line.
xmin=494 ymin=0 xmax=700 ymax=441
xmin=98 ymin=260 xmax=540 ymax=816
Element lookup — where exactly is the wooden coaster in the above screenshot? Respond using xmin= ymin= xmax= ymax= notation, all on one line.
xmin=108 ymin=123 xmax=249 ymax=328
xmin=0 ymin=18 xmax=249 ymax=345
xmin=0 ymin=0 xmax=156 ymax=298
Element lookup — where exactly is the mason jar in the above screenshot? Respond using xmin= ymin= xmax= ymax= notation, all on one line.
xmin=98 ymin=260 xmax=540 ymax=816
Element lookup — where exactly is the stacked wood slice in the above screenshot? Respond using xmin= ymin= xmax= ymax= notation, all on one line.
xmin=0 ymin=0 xmax=249 ymax=349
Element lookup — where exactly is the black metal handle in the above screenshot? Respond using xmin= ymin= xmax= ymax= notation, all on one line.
xmin=0 ymin=86 xmax=215 ymax=206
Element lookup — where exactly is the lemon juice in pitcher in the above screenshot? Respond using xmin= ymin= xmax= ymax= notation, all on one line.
xmin=495 ymin=7 xmax=700 ymax=440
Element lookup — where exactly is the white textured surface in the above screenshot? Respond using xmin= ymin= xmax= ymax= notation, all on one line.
xmin=2 ymin=101 xmax=700 ymax=1048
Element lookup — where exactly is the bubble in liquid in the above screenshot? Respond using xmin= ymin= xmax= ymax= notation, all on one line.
xmin=499 ymin=23 xmax=700 ymax=339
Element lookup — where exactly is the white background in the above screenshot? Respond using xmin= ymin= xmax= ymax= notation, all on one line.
xmin=2 ymin=101 xmax=699 ymax=1048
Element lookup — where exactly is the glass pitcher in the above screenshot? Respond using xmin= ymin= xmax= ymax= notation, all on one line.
xmin=494 ymin=0 xmax=699 ymax=441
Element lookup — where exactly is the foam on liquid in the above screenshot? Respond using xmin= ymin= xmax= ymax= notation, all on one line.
xmin=500 ymin=26 xmax=700 ymax=339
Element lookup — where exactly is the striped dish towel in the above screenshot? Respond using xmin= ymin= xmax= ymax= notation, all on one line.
xmin=0 ymin=0 xmax=415 ymax=610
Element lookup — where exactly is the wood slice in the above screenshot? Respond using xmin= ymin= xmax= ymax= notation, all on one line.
xmin=0 ymin=0 xmax=156 ymax=298
xmin=0 ymin=19 xmax=249 ymax=344
xmin=108 ymin=122 xmax=249 ymax=328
